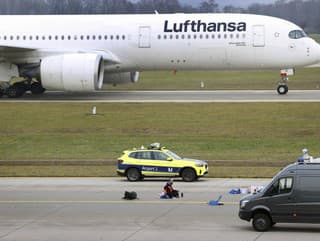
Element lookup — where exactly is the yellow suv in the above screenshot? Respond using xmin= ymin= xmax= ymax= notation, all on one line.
xmin=117 ymin=143 xmax=208 ymax=182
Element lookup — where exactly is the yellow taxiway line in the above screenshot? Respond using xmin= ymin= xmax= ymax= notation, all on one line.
xmin=0 ymin=200 xmax=238 ymax=205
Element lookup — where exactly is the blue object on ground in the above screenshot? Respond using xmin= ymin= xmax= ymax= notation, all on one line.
xmin=229 ymin=189 xmax=241 ymax=194
xmin=160 ymin=194 xmax=172 ymax=199
xmin=208 ymin=195 xmax=223 ymax=206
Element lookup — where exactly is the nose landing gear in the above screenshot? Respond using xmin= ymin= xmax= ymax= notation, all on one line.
xmin=277 ymin=73 xmax=289 ymax=95
xmin=277 ymin=70 xmax=293 ymax=95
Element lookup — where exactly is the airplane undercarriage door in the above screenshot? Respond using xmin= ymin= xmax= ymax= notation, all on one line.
xmin=139 ymin=26 xmax=151 ymax=48
xmin=253 ymin=25 xmax=265 ymax=47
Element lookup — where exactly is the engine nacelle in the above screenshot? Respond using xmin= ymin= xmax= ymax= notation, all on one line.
xmin=104 ymin=72 xmax=139 ymax=85
xmin=40 ymin=54 xmax=104 ymax=91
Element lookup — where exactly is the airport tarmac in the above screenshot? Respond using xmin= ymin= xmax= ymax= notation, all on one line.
xmin=1 ymin=90 xmax=320 ymax=102
xmin=0 ymin=178 xmax=319 ymax=241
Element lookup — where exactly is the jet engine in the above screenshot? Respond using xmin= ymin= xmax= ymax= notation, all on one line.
xmin=104 ymin=72 xmax=139 ymax=86
xmin=40 ymin=54 xmax=104 ymax=91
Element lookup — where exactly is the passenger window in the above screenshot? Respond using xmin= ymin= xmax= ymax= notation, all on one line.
xmin=152 ymin=152 xmax=169 ymax=161
xmin=128 ymin=152 xmax=137 ymax=159
xmin=136 ymin=151 xmax=152 ymax=160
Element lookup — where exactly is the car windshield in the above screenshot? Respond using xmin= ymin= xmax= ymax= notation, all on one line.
xmin=165 ymin=150 xmax=182 ymax=160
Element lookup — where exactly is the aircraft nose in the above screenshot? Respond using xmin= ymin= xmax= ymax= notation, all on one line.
xmin=313 ymin=41 xmax=320 ymax=61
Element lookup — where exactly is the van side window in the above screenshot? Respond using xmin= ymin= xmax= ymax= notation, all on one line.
xmin=279 ymin=177 xmax=293 ymax=194
xmin=266 ymin=177 xmax=293 ymax=196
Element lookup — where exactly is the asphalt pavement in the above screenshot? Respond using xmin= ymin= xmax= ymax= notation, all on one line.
xmin=1 ymin=90 xmax=320 ymax=102
xmin=0 ymin=178 xmax=319 ymax=241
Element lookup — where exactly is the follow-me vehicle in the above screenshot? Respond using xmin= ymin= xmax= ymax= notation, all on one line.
xmin=0 ymin=13 xmax=320 ymax=97
xmin=117 ymin=143 xmax=208 ymax=182
xmin=239 ymin=158 xmax=320 ymax=231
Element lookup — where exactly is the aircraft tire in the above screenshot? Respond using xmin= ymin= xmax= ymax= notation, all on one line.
xmin=7 ymin=84 xmax=25 ymax=98
xmin=277 ymin=85 xmax=288 ymax=95
xmin=31 ymin=82 xmax=46 ymax=95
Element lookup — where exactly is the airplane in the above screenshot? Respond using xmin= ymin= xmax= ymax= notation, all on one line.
xmin=0 ymin=13 xmax=319 ymax=98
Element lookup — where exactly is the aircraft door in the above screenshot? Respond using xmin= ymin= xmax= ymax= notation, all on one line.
xmin=139 ymin=26 xmax=151 ymax=48
xmin=253 ymin=25 xmax=265 ymax=47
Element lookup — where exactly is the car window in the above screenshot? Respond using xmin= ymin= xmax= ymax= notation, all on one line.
xmin=165 ymin=150 xmax=182 ymax=160
xmin=129 ymin=152 xmax=137 ymax=159
xmin=152 ymin=151 xmax=169 ymax=161
xmin=135 ymin=151 xmax=152 ymax=160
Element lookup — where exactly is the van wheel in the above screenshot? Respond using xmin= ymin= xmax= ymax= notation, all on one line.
xmin=252 ymin=213 xmax=271 ymax=232
xmin=126 ymin=168 xmax=141 ymax=182
xmin=181 ymin=168 xmax=196 ymax=182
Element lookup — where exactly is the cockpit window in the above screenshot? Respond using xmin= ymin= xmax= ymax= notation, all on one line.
xmin=289 ymin=30 xmax=307 ymax=39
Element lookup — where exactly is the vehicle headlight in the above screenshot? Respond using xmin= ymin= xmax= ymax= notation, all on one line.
xmin=240 ymin=200 xmax=250 ymax=209
xmin=195 ymin=163 xmax=204 ymax=167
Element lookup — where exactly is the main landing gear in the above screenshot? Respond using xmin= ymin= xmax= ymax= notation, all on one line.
xmin=0 ymin=78 xmax=46 ymax=98
xmin=277 ymin=73 xmax=289 ymax=95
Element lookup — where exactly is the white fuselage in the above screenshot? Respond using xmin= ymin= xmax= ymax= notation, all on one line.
xmin=0 ymin=13 xmax=320 ymax=92
xmin=0 ymin=14 xmax=319 ymax=71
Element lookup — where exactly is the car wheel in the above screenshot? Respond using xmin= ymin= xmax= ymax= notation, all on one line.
xmin=126 ymin=168 xmax=141 ymax=182
xmin=181 ymin=168 xmax=196 ymax=182
xmin=252 ymin=213 xmax=272 ymax=232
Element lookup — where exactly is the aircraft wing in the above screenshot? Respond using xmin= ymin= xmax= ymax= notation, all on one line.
xmin=0 ymin=45 xmax=36 ymax=53
xmin=0 ymin=44 xmax=121 ymax=64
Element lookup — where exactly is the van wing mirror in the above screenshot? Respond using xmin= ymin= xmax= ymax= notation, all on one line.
xmin=167 ymin=157 xmax=173 ymax=161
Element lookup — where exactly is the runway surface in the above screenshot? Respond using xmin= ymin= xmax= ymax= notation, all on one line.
xmin=1 ymin=90 xmax=320 ymax=102
xmin=0 ymin=178 xmax=319 ymax=241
